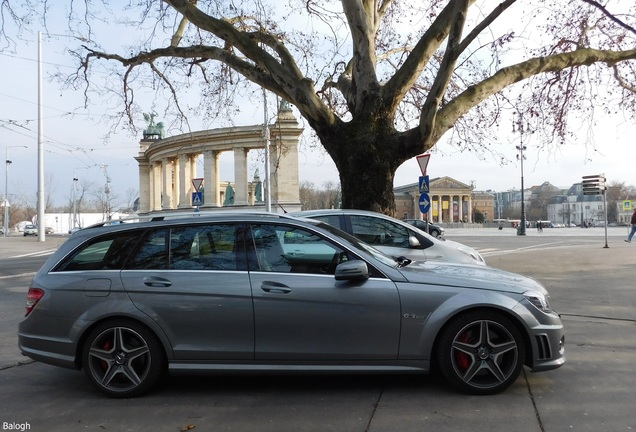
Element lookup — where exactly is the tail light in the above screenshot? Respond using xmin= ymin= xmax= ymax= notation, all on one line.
xmin=25 ymin=288 xmax=45 ymax=317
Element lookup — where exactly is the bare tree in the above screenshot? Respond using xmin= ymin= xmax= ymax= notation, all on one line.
xmin=3 ymin=1 xmax=636 ymax=215
xmin=122 ymin=188 xmax=139 ymax=213
xmin=300 ymin=180 xmax=341 ymax=210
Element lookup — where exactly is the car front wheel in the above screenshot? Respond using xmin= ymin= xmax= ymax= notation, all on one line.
xmin=82 ymin=320 xmax=166 ymax=398
xmin=437 ymin=311 xmax=525 ymax=395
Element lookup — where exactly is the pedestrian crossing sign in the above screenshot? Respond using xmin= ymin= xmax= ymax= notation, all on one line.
xmin=192 ymin=192 xmax=203 ymax=206
xmin=624 ymin=200 xmax=632 ymax=211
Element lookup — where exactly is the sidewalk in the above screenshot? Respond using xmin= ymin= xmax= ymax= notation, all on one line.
xmin=444 ymin=225 xmax=630 ymax=237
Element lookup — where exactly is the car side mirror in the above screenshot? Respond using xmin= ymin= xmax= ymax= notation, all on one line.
xmin=335 ymin=260 xmax=369 ymax=281
xmin=408 ymin=236 xmax=421 ymax=248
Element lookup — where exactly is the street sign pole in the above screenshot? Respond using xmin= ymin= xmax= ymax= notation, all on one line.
xmin=582 ymin=174 xmax=608 ymax=248
xmin=603 ymin=188 xmax=609 ymax=249
xmin=416 ymin=154 xmax=432 ymax=233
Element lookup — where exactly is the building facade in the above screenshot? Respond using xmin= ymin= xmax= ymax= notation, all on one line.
xmin=394 ymin=177 xmax=475 ymax=223
xmin=546 ymin=183 xmax=604 ymax=226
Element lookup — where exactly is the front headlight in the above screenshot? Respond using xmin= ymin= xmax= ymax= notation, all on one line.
xmin=524 ymin=290 xmax=552 ymax=312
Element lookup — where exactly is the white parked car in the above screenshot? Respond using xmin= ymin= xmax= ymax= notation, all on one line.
xmin=23 ymin=225 xmax=38 ymax=236
xmin=294 ymin=209 xmax=486 ymax=265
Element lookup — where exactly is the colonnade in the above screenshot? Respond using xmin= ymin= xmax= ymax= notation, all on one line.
xmin=432 ymin=194 xmax=473 ymax=223
xmin=135 ymin=105 xmax=303 ymax=214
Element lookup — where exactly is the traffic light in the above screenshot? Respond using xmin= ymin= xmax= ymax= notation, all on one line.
xmin=582 ymin=174 xmax=606 ymax=195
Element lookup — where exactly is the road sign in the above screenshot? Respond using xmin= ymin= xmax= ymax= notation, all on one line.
xmin=419 ymin=193 xmax=431 ymax=214
xmin=416 ymin=153 xmax=431 ymax=176
xmin=419 ymin=175 xmax=430 ymax=193
xmin=624 ymin=200 xmax=633 ymax=211
xmin=192 ymin=192 xmax=203 ymax=206
xmin=192 ymin=178 xmax=204 ymax=192
xmin=582 ymin=174 xmax=606 ymax=195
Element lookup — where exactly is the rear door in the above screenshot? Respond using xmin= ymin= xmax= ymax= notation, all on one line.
xmin=248 ymin=223 xmax=401 ymax=361
xmin=120 ymin=223 xmax=254 ymax=360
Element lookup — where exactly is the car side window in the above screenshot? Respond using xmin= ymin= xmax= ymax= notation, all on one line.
xmin=125 ymin=229 xmax=169 ymax=269
xmin=349 ymin=215 xmax=410 ymax=248
xmin=169 ymin=224 xmax=243 ymax=271
xmin=250 ymin=224 xmax=348 ymax=275
xmin=54 ymin=232 xmax=142 ymax=271
xmin=310 ymin=215 xmax=344 ymax=230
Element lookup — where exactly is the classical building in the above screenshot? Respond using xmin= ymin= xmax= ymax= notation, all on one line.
xmin=394 ymin=176 xmax=475 ymax=223
xmin=135 ymin=104 xmax=303 ymax=214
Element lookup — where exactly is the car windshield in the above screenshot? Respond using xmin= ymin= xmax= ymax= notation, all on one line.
xmin=307 ymin=220 xmax=399 ymax=267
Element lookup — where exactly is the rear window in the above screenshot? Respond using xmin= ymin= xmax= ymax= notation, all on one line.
xmin=54 ymin=232 xmax=142 ymax=271
xmin=124 ymin=224 xmax=246 ymax=271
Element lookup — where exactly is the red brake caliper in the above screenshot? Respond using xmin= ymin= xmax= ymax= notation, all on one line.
xmin=101 ymin=339 xmax=112 ymax=370
xmin=456 ymin=332 xmax=471 ymax=371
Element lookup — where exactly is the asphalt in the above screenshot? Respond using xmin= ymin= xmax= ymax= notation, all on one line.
xmin=0 ymin=229 xmax=634 ymax=432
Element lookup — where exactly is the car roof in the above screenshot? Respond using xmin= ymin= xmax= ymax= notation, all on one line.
xmin=293 ymin=209 xmax=421 ymax=225
xmin=70 ymin=211 xmax=325 ymax=240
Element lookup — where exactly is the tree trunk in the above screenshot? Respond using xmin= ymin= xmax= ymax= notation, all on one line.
xmin=315 ymin=118 xmax=409 ymax=216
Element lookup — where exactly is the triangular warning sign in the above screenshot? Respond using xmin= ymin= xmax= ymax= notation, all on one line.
xmin=192 ymin=178 xmax=204 ymax=192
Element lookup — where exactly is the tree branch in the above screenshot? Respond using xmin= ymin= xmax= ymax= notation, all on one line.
xmin=418 ymin=0 xmax=469 ymax=144
xmin=428 ymin=47 xmax=636 ymax=147
xmin=383 ymin=0 xmax=476 ymax=112
xmin=579 ymin=0 xmax=636 ymax=35
xmin=341 ymin=0 xmax=381 ymax=110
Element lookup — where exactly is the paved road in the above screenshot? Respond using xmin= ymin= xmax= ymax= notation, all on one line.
xmin=0 ymin=231 xmax=634 ymax=432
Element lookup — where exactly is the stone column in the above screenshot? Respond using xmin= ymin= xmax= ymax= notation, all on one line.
xmin=162 ymin=158 xmax=172 ymax=209
xmin=178 ymin=153 xmax=190 ymax=209
xmin=203 ymin=150 xmax=220 ymax=207
xmin=233 ymin=147 xmax=249 ymax=205
xmin=152 ymin=161 xmax=162 ymax=211
xmin=437 ymin=196 xmax=443 ymax=223
xmin=457 ymin=195 xmax=463 ymax=223
xmin=467 ymin=195 xmax=473 ymax=223
xmin=269 ymin=109 xmax=303 ymax=211
xmin=135 ymin=156 xmax=150 ymax=214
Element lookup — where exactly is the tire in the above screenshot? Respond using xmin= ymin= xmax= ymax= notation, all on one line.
xmin=82 ymin=319 xmax=166 ymax=398
xmin=431 ymin=230 xmax=440 ymax=238
xmin=436 ymin=311 xmax=525 ymax=395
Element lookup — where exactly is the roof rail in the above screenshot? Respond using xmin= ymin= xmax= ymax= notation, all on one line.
xmin=81 ymin=210 xmax=294 ymax=230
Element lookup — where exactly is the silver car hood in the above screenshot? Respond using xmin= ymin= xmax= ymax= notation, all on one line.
xmin=397 ymin=260 xmax=546 ymax=295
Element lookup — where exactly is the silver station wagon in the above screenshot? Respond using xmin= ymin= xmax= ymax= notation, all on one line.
xmin=19 ymin=212 xmax=564 ymax=398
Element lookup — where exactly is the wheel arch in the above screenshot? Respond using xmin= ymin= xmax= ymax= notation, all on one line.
xmin=430 ymin=305 xmax=533 ymax=370
xmin=74 ymin=315 xmax=172 ymax=369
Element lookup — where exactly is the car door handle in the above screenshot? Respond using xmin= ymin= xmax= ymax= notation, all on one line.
xmin=143 ymin=276 xmax=172 ymax=287
xmin=261 ymin=282 xmax=292 ymax=294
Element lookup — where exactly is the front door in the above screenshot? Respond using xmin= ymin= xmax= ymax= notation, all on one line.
xmin=248 ymin=223 xmax=400 ymax=360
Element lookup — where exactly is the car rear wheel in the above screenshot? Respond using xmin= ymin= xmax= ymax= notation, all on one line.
xmin=437 ymin=311 xmax=525 ymax=395
xmin=82 ymin=320 xmax=166 ymax=398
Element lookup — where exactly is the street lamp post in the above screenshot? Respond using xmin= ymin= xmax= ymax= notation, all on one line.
xmin=4 ymin=146 xmax=28 ymax=237
xmin=513 ymin=112 xmax=530 ymax=236
xmin=3 ymin=157 xmax=10 ymax=237
xmin=37 ymin=31 xmax=45 ymax=241
xmin=516 ymin=143 xmax=526 ymax=236
xmin=72 ymin=176 xmax=78 ymax=228
xmin=37 ymin=31 xmax=89 ymax=241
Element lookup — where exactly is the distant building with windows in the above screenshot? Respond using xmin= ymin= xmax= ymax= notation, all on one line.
xmin=546 ymin=183 xmax=604 ymax=226
xmin=394 ymin=177 xmax=475 ymax=223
